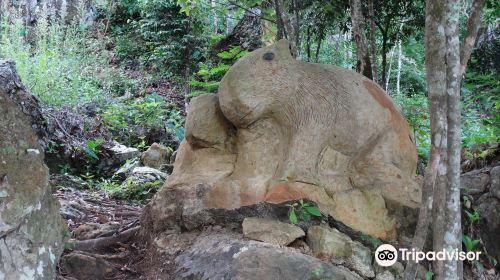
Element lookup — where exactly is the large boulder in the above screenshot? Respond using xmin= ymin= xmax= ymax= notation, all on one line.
xmin=0 ymin=83 xmax=66 ymax=278
xmin=143 ymin=40 xmax=421 ymax=240
xmin=174 ymin=233 xmax=362 ymax=280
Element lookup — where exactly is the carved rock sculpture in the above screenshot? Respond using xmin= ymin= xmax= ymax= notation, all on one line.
xmin=143 ymin=40 xmax=421 ymax=239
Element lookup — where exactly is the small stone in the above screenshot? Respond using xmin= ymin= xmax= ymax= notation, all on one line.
xmin=113 ymin=158 xmax=141 ymax=181
xmin=61 ymin=252 xmax=116 ymax=279
xmin=109 ymin=142 xmax=140 ymax=163
xmin=307 ymin=226 xmax=352 ymax=258
xmin=26 ymin=148 xmax=40 ymax=155
xmin=242 ymin=217 xmax=305 ymax=246
xmin=141 ymin=143 xmax=171 ymax=169
xmin=376 ymin=270 xmax=395 ymax=280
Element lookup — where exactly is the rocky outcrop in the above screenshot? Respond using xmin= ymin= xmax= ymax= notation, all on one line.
xmin=0 ymin=82 xmax=66 ymax=279
xmin=143 ymin=40 xmax=421 ymax=240
xmin=459 ymin=165 xmax=500 ymax=263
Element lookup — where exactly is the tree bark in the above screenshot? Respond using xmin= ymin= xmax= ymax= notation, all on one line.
xmin=443 ymin=0 xmax=462 ymax=278
xmin=368 ymin=0 xmax=378 ymax=83
xmin=381 ymin=32 xmax=388 ymax=87
xmin=306 ymin=26 xmax=312 ymax=62
xmin=274 ymin=0 xmax=297 ymax=57
xmin=274 ymin=0 xmax=286 ymax=40
xmin=292 ymin=0 xmax=300 ymax=56
xmin=227 ymin=5 xmax=234 ymax=34
xmin=460 ymin=0 xmax=486 ymax=76
xmin=349 ymin=0 xmax=370 ymax=77
xmin=403 ymin=3 xmax=453 ymax=274
xmin=315 ymin=34 xmax=323 ymax=63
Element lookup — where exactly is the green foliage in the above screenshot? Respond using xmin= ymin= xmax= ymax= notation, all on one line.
xmin=189 ymin=46 xmax=248 ymax=97
xmin=464 ymin=208 xmax=480 ymax=224
xmin=462 ymin=72 xmax=500 ymax=146
xmin=111 ymin=0 xmax=207 ymax=78
xmin=105 ymin=178 xmax=162 ymax=201
xmin=360 ymin=234 xmax=382 ymax=249
xmin=103 ymin=93 xmax=184 ymax=144
xmin=425 ymin=271 xmax=433 ymax=280
xmin=462 ymin=234 xmax=480 ymax=252
xmin=83 ymin=138 xmax=104 ymax=163
xmin=0 ymin=6 xmax=116 ymax=107
xmin=287 ymin=199 xmax=322 ymax=224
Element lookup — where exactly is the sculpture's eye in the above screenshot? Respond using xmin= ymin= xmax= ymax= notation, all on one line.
xmin=263 ymin=52 xmax=274 ymax=61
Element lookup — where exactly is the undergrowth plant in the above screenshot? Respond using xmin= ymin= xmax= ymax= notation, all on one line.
xmin=0 ymin=3 xmax=116 ymax=107
xmin=287 ymin=199 xmax=322 ymax=224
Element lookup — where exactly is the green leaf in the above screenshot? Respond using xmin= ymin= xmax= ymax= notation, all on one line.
xmin=289 ymin=208 xmax=298 ymax=224
xmin=304 ymin=206 xmax=322 ymax=217
xmin=84 ymin=146 xmax=99 ymax=160
xmin=425 ymin=271 xmax=433 ymax=280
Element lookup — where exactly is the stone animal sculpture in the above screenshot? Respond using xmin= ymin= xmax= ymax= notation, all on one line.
xmin=143 ymin=40 xmax=421 ymax=239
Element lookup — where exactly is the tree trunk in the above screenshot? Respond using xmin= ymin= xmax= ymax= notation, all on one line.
xmin=460 ymin=0 xmax=486 ymax=76
xmin=442 ymin=0 xmax=462 ymax=278
xmin=368 ymin=0 xmax=378 ymax=83
xmin=315 ymin=34 xmax=323 ymax=63
xmin=349 ymin=0 xmax=369 ymax=77
xmin=212 ymin=0 xmax=217 ymax=34
xmin=293 ymin=0 xmax=300 ymax=56
xmin=396 ymin=40 xmax=402 ymax=96
xmin=405 ymin=1 xmax=471 ymax=279
xmin=227 ymin=5 xmax=234 ymax=34
xmin=306 ymin=27 xmax=312 ymax=62
xmin=381 ymin=33 xmax=388 ymax=87
xmin=385 ymin=44 xmax=396 ymax=92
xmin=274 ymin=0 xmax=286 ymax=40
xmin=274 ymin=0 xmax=297 ymax=56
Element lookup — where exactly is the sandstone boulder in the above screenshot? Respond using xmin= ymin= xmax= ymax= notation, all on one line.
xmin=242 ymin=217 xmax=305 ymax=246
xmin=143 ymin=40 xmax=421 ymax=239
xmin=0 ymin=85 xmax=66 ymax=279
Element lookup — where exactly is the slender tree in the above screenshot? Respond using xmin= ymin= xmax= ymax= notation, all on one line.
xmin=404 ymin=0 xmax=486 ymax=278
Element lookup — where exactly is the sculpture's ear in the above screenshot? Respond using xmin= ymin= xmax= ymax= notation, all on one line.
xmin=274 ymin=39 xmax=294 ymax=60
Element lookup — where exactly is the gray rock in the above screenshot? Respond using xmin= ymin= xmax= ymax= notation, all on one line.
xmin=490 ymin=166 xmax=500 ymax=200
xmin=113 ymin=158 xmax=141 ymax=181
xmin=60 ymin=252 xmax=116 ymax=279
xmin=0 ymin=80 xmax=67 ymax=279
xmin=460 ymin=168 xmax=490 ymax=194
xmin=478 ymin=198 xmax=500 ymax=262
xmin=242 ymin=217 xmax=305 ymax=246
xmin=174 ymin=233 xmax=362 ymax=280
xmin=307 ymin=225 xmax=352 ymax=258
xmin=141 ymin=143 xmax=171 ymax=169
xmin=109 ymin=142 xmax=141 ymax=163
xmin=114 ymin=167 xmax=167 ymax=199
xmin=345 ymin=241 xmax=375 ymax=278
xmin=376 ymin=270 xmax=395 ymax=280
